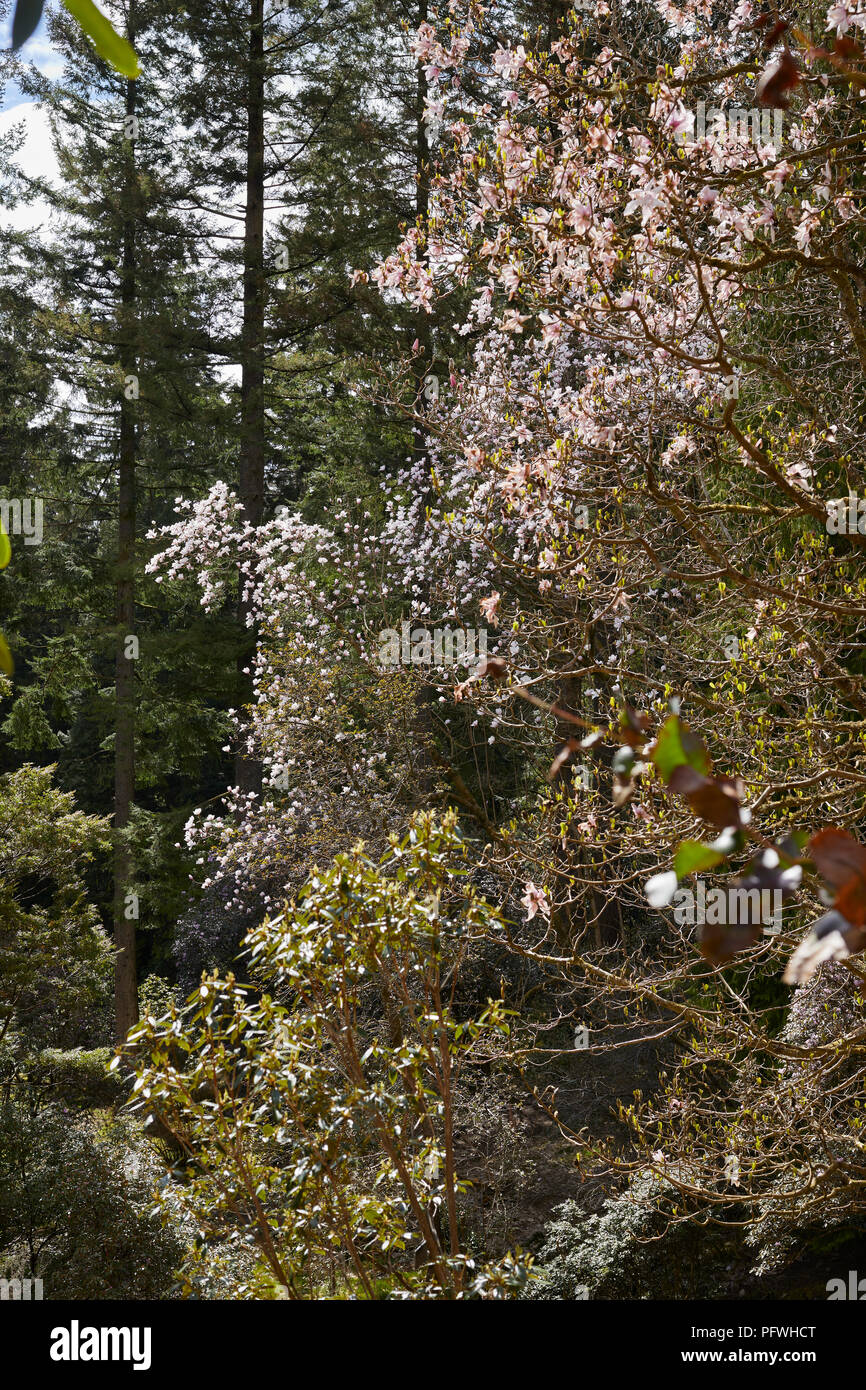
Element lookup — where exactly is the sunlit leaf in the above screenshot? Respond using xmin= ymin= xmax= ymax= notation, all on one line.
xmin=652 ymin=714 xmax=710 ymax=784
xmin=652 ymin=715 xmax=686 ymax=783
xmin=0 ymin=521 xmax=10 ymax=570
xmin=673 ymin=840 xmax=725 ymax=877
xmin=61 ymin=0 xmax=140 ymax=78
xmin=0 ymin=632 xmax=13 ymax=676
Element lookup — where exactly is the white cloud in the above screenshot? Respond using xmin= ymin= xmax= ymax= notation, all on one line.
xmin=0 ymin=10 xmax=63 ymax=231
xmin=0 ymin=100 xmax=58 ymax=233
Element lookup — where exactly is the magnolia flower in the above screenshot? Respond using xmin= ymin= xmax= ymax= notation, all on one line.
xmin=794 ymin=203 xmax=820 ymax=253
xmin=539 ymin=313 xmax=563 ymax=344
xmin=645 ymin=870 xmax=678 ymax=908
xmin=567 ymin=202 xmax=593 ymax=234
xmin=411 ymin=21 xmax=437 ymax=60
xmin=521 ymin=882 xmax=551 ymax=920
xmin=827 ymin=2 xmax=853 ymax=33
xmin=501 ymin=310 xmax=527 ymax=334
xmin=492 ymin=44 xmax=527 ymax=79
xmin=423 ymin=97 xmax=444 ymax=127
xmin=665 ymin=102 xmax=694 ymax=139
xmin=587 ymin=123 xmax=613 ymax=152
xmin=500 ymin=263 xmax=521 ymax=298
xmin=764 ymin=160 xmax=793 ymax=194
xmin=479 ymin=592 xmax=501 ymax=624
xmin=625 ymin=183 xmax=664 ymax=226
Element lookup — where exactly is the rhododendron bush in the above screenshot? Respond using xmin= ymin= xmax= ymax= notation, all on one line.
xmin=139 ymin=0 xmax=866 ymax=1287
xmin=125 ymin=813 xmax=529 ymax=1300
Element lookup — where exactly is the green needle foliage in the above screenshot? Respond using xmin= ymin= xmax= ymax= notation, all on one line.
xmin=11 ymin=0 xmax=139 ymax=76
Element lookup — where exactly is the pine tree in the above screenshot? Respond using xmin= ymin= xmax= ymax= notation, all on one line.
xmin=5 ymin=0 xmax=235 ymax=1037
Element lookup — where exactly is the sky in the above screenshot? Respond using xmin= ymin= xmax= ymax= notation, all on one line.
xmin=1 ymin=6 xmax=63 ymax=226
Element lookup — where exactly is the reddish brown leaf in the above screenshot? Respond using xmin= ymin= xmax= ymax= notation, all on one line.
xmin=667 ymin=763 xmax=706 ymax=797
xmin=756 ymin=49 xmax=801 ymax=107
xmin=763 ymin=19 xmax=789 ymax=48
xmin=619 ymin=705 xmax=653 ymax=749
xmin=478 ymin=657 xmax=508 ymax=681
xmin=668 ymin=765 xmax=742 ymax=828
xmin=834 ymin=35 xmax=864 ymax=59
xmin=699 ymin=918 xmax=762 ymax=965
xmin=687 ymin=780 xmax=742 ymax=829
xmin=836 ymin=876 xmax=866 ymax=927
xmin=808 ymin=827 xmax=866 ymax=890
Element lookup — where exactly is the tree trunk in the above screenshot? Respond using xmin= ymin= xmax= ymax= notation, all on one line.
xmin=236 ymin=0 xmax=266 ymax=796
xmin=411 ymin=0 xmax=431 ymax=467
xmin=114 ymin=54 xmax=139 ymax=1043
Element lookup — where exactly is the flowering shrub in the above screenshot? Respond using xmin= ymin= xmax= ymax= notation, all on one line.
xmin=122 ymin=812 xmax=530 ymax=1299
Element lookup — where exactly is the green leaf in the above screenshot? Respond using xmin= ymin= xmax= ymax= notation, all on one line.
xmin=0 ymin=521 xmax=10 ymax=570
xmin=0 ymin=632 xmax=13 ymax=676
xmin=652 ymin=715 xmax=687 ymax=784
xmin=673 ymin=840 xmax=725 ymax=877
xmin=11 ymin=0 xmax=45 ymax=50
xmin=652 ymin=714 xmax=711 ymax=784
xmin=61 ymin=0 xmax=140 ymax=78
xmin=681 ymin=726 xmax=712 ymax=776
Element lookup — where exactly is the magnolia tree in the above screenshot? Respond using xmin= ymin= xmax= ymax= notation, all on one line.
xmin=144 ymin=0 xmax=866 ymax=1273
xmin=358 ymin=0 xmax=866 ymax=1248
xmin=148 ymin=484 xmax=433 ymax=921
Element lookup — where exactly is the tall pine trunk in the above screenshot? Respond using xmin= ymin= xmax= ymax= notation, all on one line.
xmin=412 ymin=0 xmax=431 ymax=464
xmin=236 ymin=0 xmax=266 ymax=796
xmin=114 ymin=52 xmax=139 ymax=1042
